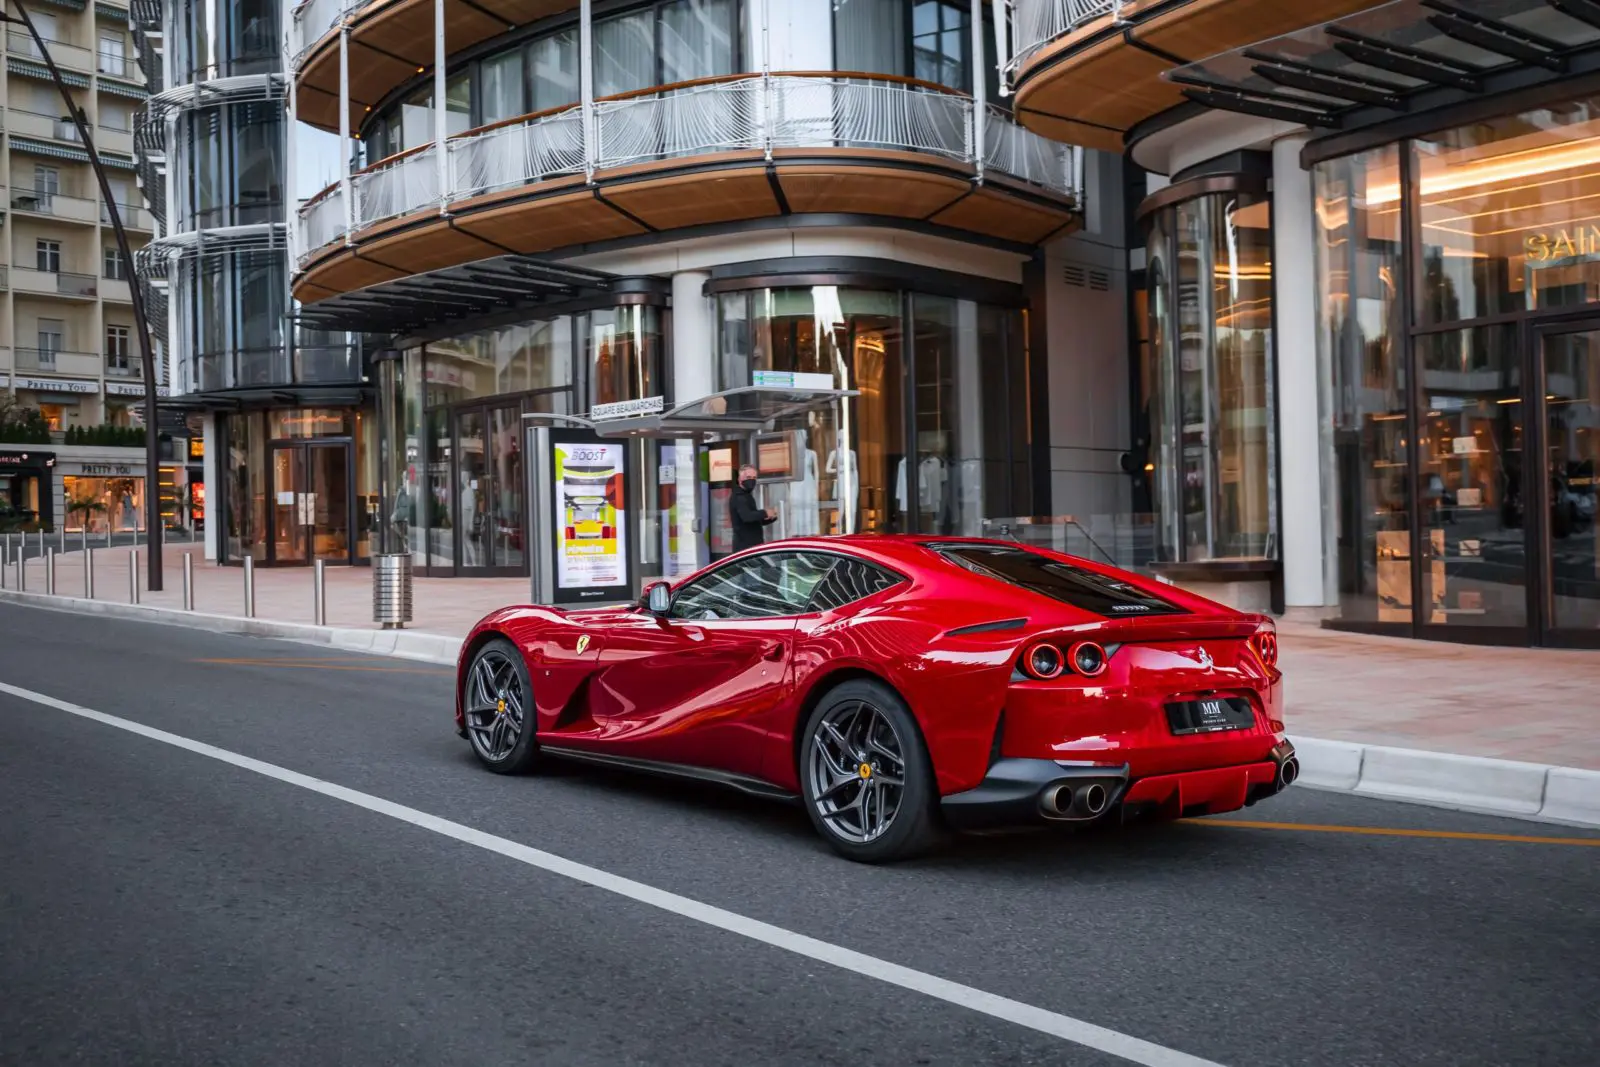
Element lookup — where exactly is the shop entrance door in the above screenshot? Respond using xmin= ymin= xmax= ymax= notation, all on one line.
xmin=268 ymin=441 xmax=352 ymax=565
xmin=1534 ymin=320 xmax=1600 ymax=648
xmin=453 ymin=402 xmax=526 ymax=576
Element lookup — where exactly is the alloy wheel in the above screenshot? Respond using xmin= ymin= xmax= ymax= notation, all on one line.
xmin=806 ymin=699 xmax=907 ymax=844
xmin=464 ymin=647 xmax=526 ymax=763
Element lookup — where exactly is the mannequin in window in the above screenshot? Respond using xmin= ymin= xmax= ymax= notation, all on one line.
xmin=792 ymin=445 xmax=820 ymax=535
xmin=827 ymin=445 xmax=858 ymax=531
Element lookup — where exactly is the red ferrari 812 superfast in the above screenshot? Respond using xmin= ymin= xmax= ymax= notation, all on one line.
xmin=455 ymin=536 xmax=1296 ymax=862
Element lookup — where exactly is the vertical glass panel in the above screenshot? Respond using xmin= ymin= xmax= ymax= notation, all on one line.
xmin=424 ymin=407 xmax=453 ymax=570
xmin=1174 ymin=197 xmax=1213 ymax=560
xmin=482 ymin=50 xmax=525 ymax=123
xmin=1417 ymin=326 xmax=1525 ymax=628
xmin=527 ymin=316 xmax=574 ymax=390
xmin=911 ymin=1 xmax=968 ymax=91
xmin=1147 ymin=213 xmax=1180 ymax=561
xmin=595 ymin=11 xmax=656 ymax=97
xmin=456 ymin=409 xmax=488 ymax=568
xmin=1541 ymin=328 xmax=1600 ymax=632
xmin=447 ymin=72 xmax=473 ymax=135
xmin=528 ymin=29 xmax=579 ymax=111
xmin=400 ymin=85 xmax=435 ymax=151
xmin=489 ymin=406 xmax=525 ymax=570
xmin=1315 ymin=145 xmax=1412 ymax=624
xmin=835 ymin=0 xmax=906 ymax=77
xmin=1211 ymin=192 xmax=1276 ymax=558
xmin=311 ymin=445 xmax=351 ymax=562
xmin=586 ymin=306 xmax=663 ymax=409
xmin=978 ymin=303 xmax=1029 ymax=523
xmin=233 ymin=103 xmax=283 ymax=224
xmin=910 ymin=294 xmax=961 ymax=534
xmin=272 ymin=445 xmax=307 ymax=563
xmin=660 ymin=0 xmax=737 ymax=84
xmin=224 ymin=413 xmax=253 ymax=561
xmin=828 ymin=288 xmax=904 ymax=533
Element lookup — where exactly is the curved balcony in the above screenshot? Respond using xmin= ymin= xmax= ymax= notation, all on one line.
xmin=1006 ymin=0 xmax=1377 ymax=152
xmin=293 ymin=73 xmax=1083 ymax=303
xmin=290 ymin=0 xmax=573 ymax=134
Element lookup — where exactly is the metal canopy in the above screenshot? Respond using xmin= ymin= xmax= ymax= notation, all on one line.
xmin=1167 ymin=0 xmax=1600 ymax=129
xmin=523 ymin=386 xmax=860 ymax=440
xmin=294 ymin=254 xmax=619 ymax=336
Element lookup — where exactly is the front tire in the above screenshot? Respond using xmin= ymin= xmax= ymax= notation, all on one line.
xmin=462 ymin=637 xmax=538 ymax=774
xmin=800 ymin=679 xmax=942 ymax=863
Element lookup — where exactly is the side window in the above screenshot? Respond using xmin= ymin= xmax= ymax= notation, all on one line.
xmin=807 ymin=557 xmax=901 ymax=612
xmin=669 ymin=552 xmax=830 ymax=620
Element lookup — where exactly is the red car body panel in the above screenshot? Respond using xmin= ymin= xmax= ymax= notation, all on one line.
xmin=456 ymin=535 xmax=1290 ymax=823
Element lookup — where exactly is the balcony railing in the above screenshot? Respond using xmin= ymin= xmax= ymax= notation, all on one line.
xmin=298 ymin=74 xmax=1082 ymax=267
xmin=15 ymin=348 xmax=101 ymax=374
xmin=1006 ymin=0 xmax=1123 ymax=76
xmin=7 ymin=30 xmax=96 ymax=72
xmin=12 ymin=191 xmax=99 ymax=223
xmin=105 ymin=359 xmax=143 ymax=378
xmin=291 ymin=0 xmax=369 ymax=65
xmin=97 ymin=51 xmax=137 ymax=79
xmin=103 ymin=200 xmax=154 ymax=230
xmin=12 ymin=269 xmax=99 ymax=298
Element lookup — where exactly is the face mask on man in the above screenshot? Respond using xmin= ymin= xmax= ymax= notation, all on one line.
xmin=740 ymin=477 xmax=756 ymax=491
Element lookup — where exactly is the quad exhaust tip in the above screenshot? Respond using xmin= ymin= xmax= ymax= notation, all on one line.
xmin=1040 ymin=781 xmax=1111 ymax=818
xmin=1081 ymin=783 xmax=1108 ymax=815
xmin=1042 ymin=784 xmax=1074 ymax=817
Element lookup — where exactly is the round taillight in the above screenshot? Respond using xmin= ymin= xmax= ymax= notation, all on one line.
xmin=1023 ymin=642 xmax=1064 ymax=679
xmin=1256 ymin=631 xmax=1279 ymax=667
xmin=1069 ymin=641 xmax=1107 ymax=677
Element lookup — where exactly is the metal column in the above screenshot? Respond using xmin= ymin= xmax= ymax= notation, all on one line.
xmin=339 ymin=25 xmax=354 ymax=243
xmin=579 ymin=0 xmax=595 ymax=180
xmin=434 ymin=0 xmax=449 ymax=210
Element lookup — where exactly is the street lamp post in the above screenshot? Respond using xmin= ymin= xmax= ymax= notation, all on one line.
xmin=4 ymin=0 xmax=164 ymax=590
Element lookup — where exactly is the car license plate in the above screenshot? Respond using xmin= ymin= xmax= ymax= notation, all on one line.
xmin=1165 ymin=696 xmax=1255 ymax=735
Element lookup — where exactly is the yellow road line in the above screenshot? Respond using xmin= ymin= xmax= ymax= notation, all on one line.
xmin=1189 ymin=818 xmax=1600 ymax=848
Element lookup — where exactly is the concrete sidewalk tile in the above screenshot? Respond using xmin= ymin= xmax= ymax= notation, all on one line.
xmin=1354 ymin=745 xmax=1548 ymax=816
xmin=1287 ymin=737 xmax=1363 ymax=791
xmin=1540 ymin=767 xmax=1600 ymax=826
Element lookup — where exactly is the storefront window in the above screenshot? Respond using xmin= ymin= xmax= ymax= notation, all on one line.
xmin=223 ymin=411 xmax=266 ymax=561
xmin=1315 ymin=94 xmax=1600 ymax=643
xmin=715 ymin=285 xmax=1026 ymax=538
xmin=1315 ymin=145 xmax=1410 ymax=625
xmin=63 ymin=476 xmax=144 ymax=533
xmin=1145 ymin=187 xmax=1277 ymax=563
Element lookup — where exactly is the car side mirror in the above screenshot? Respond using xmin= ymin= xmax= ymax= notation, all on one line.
xmin=643 ymin=581 xmax=671 ymax=616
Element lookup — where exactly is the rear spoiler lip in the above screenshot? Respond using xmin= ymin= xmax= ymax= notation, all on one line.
xmin=1065 ymin=616 xmax=1267 ymax=644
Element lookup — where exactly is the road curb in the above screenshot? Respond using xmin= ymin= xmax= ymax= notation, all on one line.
xmin=0 ymin=587 xmax=464 ymax=666
xmin=1289 ymin=736 xmax=1600 ymax=829
xmin=3 ymin=586 xmax=1595 ymax=830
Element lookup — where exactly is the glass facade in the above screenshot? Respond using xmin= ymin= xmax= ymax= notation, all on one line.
xmin=363 ymin=0 xmax=741 ymax=160
xmin=1314 ymin=94 xmax=1600 ymax=645
xmin=219 ymin=409 xmax=376 ymax=565
xmin=170 ymin=0 xmax=280 ymax=82
xmin=1144 ymin=188 xmax=1277 ymax=564
xmin=172 ymin=102 xmax=284 ymax=230
xmin=714 ymin=285 xmax=1030 ymax=540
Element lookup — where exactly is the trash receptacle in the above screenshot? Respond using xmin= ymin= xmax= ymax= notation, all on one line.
xmin=372 ymin=552 xmax=413 ymax=629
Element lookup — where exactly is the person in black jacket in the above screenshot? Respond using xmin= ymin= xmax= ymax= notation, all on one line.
xmin=729 ymin=464 xmax=777 ymax=551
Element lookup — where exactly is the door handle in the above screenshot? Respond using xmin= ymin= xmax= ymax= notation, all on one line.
xmin=761 ymin=640 xmax=785 ymax=661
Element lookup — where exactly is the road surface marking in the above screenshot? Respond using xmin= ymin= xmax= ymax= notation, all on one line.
xmin=192 ymin=657 xmax=452 ymax=676
xmin=1193 ymin=819 xmax=1600 ymax=848
xmin=0 ymin=679 xmax=1223 ymax=1067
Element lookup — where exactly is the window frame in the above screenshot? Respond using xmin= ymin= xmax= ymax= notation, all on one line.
xmin=36 ymin=239 xmax=61 ymax=273
xmin=667 ymin=548 xmax=904 ymax=620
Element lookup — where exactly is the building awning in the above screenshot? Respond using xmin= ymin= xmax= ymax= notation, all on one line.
xmin=9 ymin=136 xmax=93 ymax=163
xmin=95 ymin=1 xmax=130 ymax=21
xmin=524 ymin=385 xmax=860 ymax=440
xmin=98 ymin=78 xmax=149 ymax=101
xmin=7 ymin=57 xmax=90 ymax=88
xmin=1166 ymin=0 xmax=1600 ymax=130
xmin=294 ymin=254 xmax=628 ymax=337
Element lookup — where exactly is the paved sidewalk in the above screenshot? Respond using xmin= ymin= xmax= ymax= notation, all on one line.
xmin=8 ymin=543 xmax=1598 ymax=772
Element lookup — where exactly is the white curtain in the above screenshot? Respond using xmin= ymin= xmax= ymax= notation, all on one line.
xmin=834 ymin=0 xmax=905 ymax=77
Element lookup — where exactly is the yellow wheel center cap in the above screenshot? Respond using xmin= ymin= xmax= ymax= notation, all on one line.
xmin=497 ymin=698 xmax=507 ymax=715
xmin=858 ymin=763 xmax=873 ymax=779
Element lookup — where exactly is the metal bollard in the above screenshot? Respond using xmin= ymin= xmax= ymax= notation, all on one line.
xmin=59 ymin=526 xmax=66 ymax=553
xmin=182 ymin=553 xmax=194 ymax=611
xmin=243 ymin=555 xmax=256 ymax=618
xmin=313 ymin=559 xmax=327 ymax=626
xmin=45 ymin=548 xmax=55 ymax=596
xmin=0 ymin=538 xmax=7 ymax=590
xmin=129 ymin=549 xmax=139 ymax=603
xmin=85 ymin=546 xmax=95 ymax=600
xmin=18 ymin=539 xmax=25 ymax=592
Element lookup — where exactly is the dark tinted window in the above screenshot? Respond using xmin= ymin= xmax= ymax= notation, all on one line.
xmin=927 ymin=544 xmax=1185 ymax=617
xmin=807 ymin=557 xmax=902 ymax=612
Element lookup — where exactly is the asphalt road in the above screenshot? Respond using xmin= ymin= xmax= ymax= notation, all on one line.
xmin=0 ymin=601 xmax=1595 ymax=1067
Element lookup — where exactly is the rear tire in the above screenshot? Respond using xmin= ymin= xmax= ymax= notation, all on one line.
xmin=799 ymin=679 xmax=943 ymax=863
xmin=462 ymin=637 xmax=539 ymax=775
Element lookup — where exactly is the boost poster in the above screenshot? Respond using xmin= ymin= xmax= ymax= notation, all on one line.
xmin=551 ymin=436 xmax=629 ymax=601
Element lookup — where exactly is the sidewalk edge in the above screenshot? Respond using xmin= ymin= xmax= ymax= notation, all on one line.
xmin=1289 ymin=736 xmax=1600 ymax=830
xmin=3 ymin=588 xmax=1594 ymax=829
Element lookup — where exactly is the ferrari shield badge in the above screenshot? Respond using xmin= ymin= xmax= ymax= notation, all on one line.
xmin=576 ymin=634 xmax=591 ymax=655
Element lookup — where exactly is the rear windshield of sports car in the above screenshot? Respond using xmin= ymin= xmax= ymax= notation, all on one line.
xmin=925 ymin=544 xmax=1186 ymax=617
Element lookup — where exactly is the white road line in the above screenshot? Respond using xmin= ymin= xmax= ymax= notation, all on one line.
xmin=0 ymin=679 xmax=1226 ymax=1067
